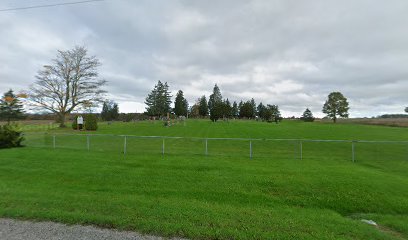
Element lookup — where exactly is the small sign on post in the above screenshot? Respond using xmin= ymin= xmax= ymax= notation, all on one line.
xmin=77 ymin=115 xmax=84 ymax=131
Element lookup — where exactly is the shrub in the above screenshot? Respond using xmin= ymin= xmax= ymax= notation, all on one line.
xmin=0 ymin=124 xmax=24 ymax=148
xmin=72 ymin=115 xmax=98 ymax=130
xmin=84 ymin=114 xmax=98 ymax=131
xmin=72 ymin=118 xmax=78 ymax=130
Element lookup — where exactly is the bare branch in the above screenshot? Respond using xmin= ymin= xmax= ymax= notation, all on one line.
xmin=27 ymin=46 xmax=106 ymax=127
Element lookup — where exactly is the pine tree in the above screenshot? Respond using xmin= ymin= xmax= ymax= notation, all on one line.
xmin=257 ymin=102 xmax=266 ymax=120
xmin=301 ymin=108 xmax=315 ymax=122
xmin=250 ymin=98 xmax=257 ymax=118
xmin=223 ymin=98 xmax=232 ymax=119
xmin=198 ymin=96 xmax=208 ymax=117
xmin=174 ymin=90 xmax=188 ymax=117
xmin=208 ymin=84 xmax=223 ymax=122
xmin=101 ymin=101 xmax=110 ymax=121
xmin=0 ymin=89 xmax=25 ymax=124
xmin=145 ymin=81 xmax=172 ymax=117
xmin=232 ymin=101 xmax=239 ymax=118
xmin=111 ymin=103 xmax=119 ymax=120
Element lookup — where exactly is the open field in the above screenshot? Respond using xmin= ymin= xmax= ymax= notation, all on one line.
xmin=332 ymin=118 xmax=408 ymax=128
xmin=1 ymin=120 xmax=408 ymax=239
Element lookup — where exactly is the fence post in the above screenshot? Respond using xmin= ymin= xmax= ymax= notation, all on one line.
xmin=205 ymin=138 xmax=208 ymax=156
xmin=352 ymin=141 xmax=355 ymax=163
xmin=124 ymin=136 xmax=127 ymax=155
xmin=300 ymin=140 xmax=303 ymax=160
xmin=250 ymin=140 xmax=252 ymax=159
xmin=87 ymin=135 xmax=90 ymax=151
xmin=53 ymin=135 xmax=56 ymax=149
xmin=162 ymin=138 xmax=165 ymax=156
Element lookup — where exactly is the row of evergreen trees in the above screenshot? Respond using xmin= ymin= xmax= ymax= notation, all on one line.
xmin=145 ymin=81 xmax=288 ymax=122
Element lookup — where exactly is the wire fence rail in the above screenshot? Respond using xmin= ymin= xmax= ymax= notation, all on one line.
xmin=23 ymin=133 xmax=408 ymax=162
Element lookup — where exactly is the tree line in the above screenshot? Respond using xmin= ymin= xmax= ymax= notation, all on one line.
xmin=2 ymin=46 xmax=408 ymax=127
xmin=144 ymin=80 xmax=353 ymax=123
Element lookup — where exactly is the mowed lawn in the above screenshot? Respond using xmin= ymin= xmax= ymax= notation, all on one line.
xmin=1 ymin=120 xmax=408 ymax=239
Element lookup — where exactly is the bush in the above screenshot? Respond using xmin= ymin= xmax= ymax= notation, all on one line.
xmin=0 ymin=124 xmax=24 ymax=148
xmin=72 ymin=115 xmax=98 ymax=131
xmin=72 ymin=118 xmax=78 ymax=130
xmin=84 ymin=114 xmax=98 ymax=131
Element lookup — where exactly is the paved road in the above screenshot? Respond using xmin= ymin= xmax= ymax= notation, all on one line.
xmin=0 ymin=218 xmax=186 ymax=240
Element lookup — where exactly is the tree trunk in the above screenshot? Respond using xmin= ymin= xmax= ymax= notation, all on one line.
xmin=58 ymin=113 xmax=67 ymax=128
xmin=333 ymin=117 xmax=337 ymax=123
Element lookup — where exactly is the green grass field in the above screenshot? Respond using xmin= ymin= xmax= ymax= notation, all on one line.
xmin=1 ymin=120 xmax=408 ymax=239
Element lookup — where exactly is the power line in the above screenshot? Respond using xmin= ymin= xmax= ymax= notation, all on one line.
xmin=0 ymin=0 xmax=105 ymax=12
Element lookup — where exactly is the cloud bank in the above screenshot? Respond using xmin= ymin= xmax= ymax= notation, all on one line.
xmin=1 ymin=0 xmax=407 ymax=117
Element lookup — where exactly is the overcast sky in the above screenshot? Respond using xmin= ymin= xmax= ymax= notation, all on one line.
xmin=1 ymin=0 xmax=407 ymax=117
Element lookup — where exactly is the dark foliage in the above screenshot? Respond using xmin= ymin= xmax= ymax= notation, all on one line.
xmin=0 ymin=124 xmax=24 ymax=148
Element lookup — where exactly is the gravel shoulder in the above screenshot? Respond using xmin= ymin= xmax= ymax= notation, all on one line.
xmin=0 ymin=218 xmax=186 ymax=240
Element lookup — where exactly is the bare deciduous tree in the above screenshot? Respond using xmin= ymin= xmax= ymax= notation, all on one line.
xmin=28 ymin=46 xmax=106 ymax=127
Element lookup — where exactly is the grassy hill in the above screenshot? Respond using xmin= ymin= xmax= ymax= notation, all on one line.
xmin=0 ymin=119 xmax=407 ymax=239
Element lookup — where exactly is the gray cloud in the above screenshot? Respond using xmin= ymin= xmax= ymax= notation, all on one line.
xmin=0 ymin=0 xmax=407 ymax=117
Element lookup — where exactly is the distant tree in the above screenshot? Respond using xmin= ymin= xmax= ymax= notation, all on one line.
xmin=322 ymin=92 xmax=349 ymax=123
xmin=101 ymin=100 xmax=119 ymax=121
xmin=238 ymin=100 xmax=243 ymax=118
xmin=266 ymin=104 xmax=281 ymax=123
xmin=174 ymin=90 xmax=188 ymax=117
xmin=222 ymin=98 xmax=232 ymax=119
xmin=111 ymin=103 xmax=119 ymax=120
xmin=0 ymin=89 xmax=25 ymax=124
xmin=257 ymin=102 xmax=266 ymax=120
xmin=239 ymin=100 xmax=253 ymax=119
xmin=189 ymin=103 xmax=200 ymax=118
xmin=198 ymin=95 xmax=208 ymax=117
xmin=208 ymin=84 xmax=223 ymax=122
xmin=101 ymin=101 xmax=110 ymax=120
xmin=232 ymin=101 xmax=239 ymax=118
xmin=301 ymin=108 xmax=315 ymax=122
xmin=28 ymin=46 xmax=106 ymax=127
xmin=145 ymin=80 xmax=172 ymax=118
xmin=250 ymin=98 xmax=257 ymax=118
xmin=405 ymin=107 xmax=408 ymax=113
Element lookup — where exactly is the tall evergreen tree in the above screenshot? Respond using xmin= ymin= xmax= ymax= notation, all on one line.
xmin=198 ymin=95 xmax=208 ymax=117
xmin=250 ymin=98 xmax=257 ymax=118
xmin=0 ymin=89 xmax=25 ymax=124
xmin=257 ymin=102 xmax=266 ymax=120
xmin=208 ymin=84 xmax=223 ymax=122
xmin=238 ymin=100 xmax=243 ymax=118
xmin=101 ymin=101 xmax=110 ymax=121
xmin=174 ymin=90 xmax=188 ymax=117
xmin=145 ymin=80 xmax=172 ymax=117
xmin=111 ymin=103 xmax=119 ymax=120
xmin=232 ymin=101 xmax=239 ymax=118
xmin=223 ymin=98 xmax=233 ymax=119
